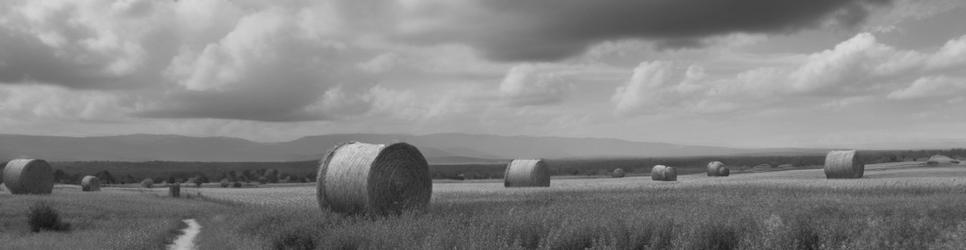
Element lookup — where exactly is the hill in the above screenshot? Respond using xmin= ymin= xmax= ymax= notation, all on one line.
xmin=0 ymin=133 xmax=821 ymax=163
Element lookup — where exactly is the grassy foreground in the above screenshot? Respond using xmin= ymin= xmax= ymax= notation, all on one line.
xmin=0 ymin=186 xmax=229 ymax=249
xmin=194 ymin=163 xmax=966 ymax=250
xmin=5 ymin=162 xmax=966 ymax=249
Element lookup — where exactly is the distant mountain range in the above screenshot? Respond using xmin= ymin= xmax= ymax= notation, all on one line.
xmin=0 ymin=133 xmax=826 ymax=163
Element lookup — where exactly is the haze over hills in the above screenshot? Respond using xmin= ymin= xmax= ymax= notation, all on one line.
xmin=0 ymin=133 xmax=826 ymax=163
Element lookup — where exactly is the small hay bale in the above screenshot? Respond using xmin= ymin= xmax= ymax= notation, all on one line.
xmin=611 ymin=168 xmax=626 ymax=178
xmin=140 ymin=178 xmax=154 ymax=188
xmin=504 ymin=159 xmax=551 ymax=187
xmin=707 ymin=161 xmax=729 ymax=177
xmin=316 ymin=142 xmax=432 ymax=215
xmin=651 ymin=165 xmax=677 ymax=181
xmin=2 ymin=159 xmax=54 ymax=195
xmin=927 ymin=155 xmax=956 ymax=166
xmin=824 ymin=150 xmax=864 ymax=179
xmin=169 ymin=183 xmax=181 ymax=198
xmin=81 ymin=175 xmax=101 ymax=192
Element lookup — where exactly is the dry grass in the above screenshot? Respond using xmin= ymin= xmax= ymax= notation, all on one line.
xmin=0 ymin=186 xmax=230 ymax=249
xmin=193 ymin=162 xmax=966 ymax=249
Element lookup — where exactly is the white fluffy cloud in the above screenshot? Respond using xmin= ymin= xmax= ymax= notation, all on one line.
xmin=498 ymin=64 xmax=575 ymax=106
xmin=888 ymin=76 xmax=966 ymax=100
xmin=0 ymin=84 xmax=133 ymax=121
xmin=612 ymin=62 xmax=706 ymax=116
xmin=612 ymin=33 xmax=966 ymax=116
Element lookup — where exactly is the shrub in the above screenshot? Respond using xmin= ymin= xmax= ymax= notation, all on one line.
xmin=273 ymin=229 xmax=317 ymax=250
xmin=28 ymin=202 xmax=70 ymax=232
xmin=140 ymin=178 xmax=154 ymax=188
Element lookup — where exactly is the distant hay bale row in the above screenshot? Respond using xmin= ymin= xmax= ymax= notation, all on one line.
xmin=611 ymin=168 xmax=626 ymax=178
xmin=825 ymin=150 xmax=864 ymax=179
xmin=504 ymin=159 xmax=551 ymax=187
xmin=651 ymin=165 xmax=677 ymax=181
xmin=3 ymin=159 xmax=54 ymax=195
xmin=707 ymin=161 xmax=730 ymax=177
xmin=316 ymin=142 xmax=432 ymax=215
xmin=81 ymin=175 xmax=101 ymax=192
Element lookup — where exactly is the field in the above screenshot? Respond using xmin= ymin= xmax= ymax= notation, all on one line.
xmin=4 ymin=161 xmax=966 ymax=249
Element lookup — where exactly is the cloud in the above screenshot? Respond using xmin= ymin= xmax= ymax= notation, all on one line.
xmin=498 ymin=64 xmax=574 ymax=106
xmin=613 ymin=32 xmax=966 ymax=116
xmin=0 ymin=84 xmax=133 ymax=121
xmin=0 ymin=0 xmax=174 ymax=89
xmin=612 ymin=61 xmax=707 ymax=116
xmin=887 ymin=76 xmax=966 ymax=100
xmin=396 ymin=0 xmax=893 ymax=61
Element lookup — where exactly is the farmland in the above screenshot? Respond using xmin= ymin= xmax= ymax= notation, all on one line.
xmin=194 ymin=161 xmax=966 ymax=249
xmin=4 ymin=160 xmax=966 ymax=249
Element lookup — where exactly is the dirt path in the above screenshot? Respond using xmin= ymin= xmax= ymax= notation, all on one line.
xmin=168 ymin=219 xmax=201 ymax=250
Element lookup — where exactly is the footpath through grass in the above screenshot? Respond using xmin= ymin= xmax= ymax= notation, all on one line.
xmin=0 ymin=186 xmax=231 ymax=250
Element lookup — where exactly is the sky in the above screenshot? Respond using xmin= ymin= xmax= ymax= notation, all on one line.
xmin=1 ymin=0 xmax=966 ymax=149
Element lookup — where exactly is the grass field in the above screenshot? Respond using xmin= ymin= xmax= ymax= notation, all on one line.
xmin=4 ymin=161 xmax=966 ymax=249
xmin=0 ymin=186 xmax=230 ymax=249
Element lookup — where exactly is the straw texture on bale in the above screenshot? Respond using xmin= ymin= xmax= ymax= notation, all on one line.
xmin=611 ymin=168 xmax=626 ymax=178
xmin=504 ymin=159 xmax=551 ymax=187
xmin=169 ymin=183 xmax=181 ymax=197
xmin=2 ymin=159 xmax=54 ymax=195
xmin=707 ymin=161 xmax=729 ymax=177
xmin=651 ymin=165 xmax=677 ymax=181
xmin=317 ymin=142 xmax=432 ymax=215
xmin=824 ymin=150 xmax=864 ymax=179
xmin=81 ymin=175 xmax=101 ymax=192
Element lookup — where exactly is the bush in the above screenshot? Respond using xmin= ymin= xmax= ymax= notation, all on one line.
xmin=28 ymin=202 xmax=70 ymax=232
xmin=273 ymin=229 xmax=317 ymax=250
xmin=140 ymin=178 xmax=154 ymax=188
xmin=232 ymin=182 xmax=242 ymax=188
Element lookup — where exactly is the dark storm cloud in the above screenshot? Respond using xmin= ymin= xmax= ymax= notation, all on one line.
xmin=404 ymin=0 xmax=893 ymax=61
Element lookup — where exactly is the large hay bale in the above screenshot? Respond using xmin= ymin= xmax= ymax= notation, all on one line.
xmin=316 ymin=142 xmax=432 ymax=215
xmin=504 ymin=159 xmax=551 ymax=187
xmin=2 ymin=159 xmax=54 ymax=195
xmin=707 ymin=161 xmax=730 ymax=177
xmin=611 ymin=168 xmax=626 ymax=178
xmin=824 ymin=150 xmax=864 ymax=179
xmin=651 ymin=165 xmax=677 ymax=181
xmin=81 ymin=175 xmax=101 ymax=192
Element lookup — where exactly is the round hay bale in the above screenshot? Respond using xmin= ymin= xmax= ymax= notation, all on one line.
xmin=927 ymin=155 xmax=955 ymax=166
xmin=611 ymin=168 xmax=626 ymax=178
xmin=81 ymin=175 xmax=101 ymax=192
xmin=140 ymin=178 xmax=154 ymax=188
xmin=316 ymin=142 xmax=432 ymax=215
xmin=707 ymin=161 xmax=729 ymax=177
xmin=504 ymin=159 xmax=551 ymax=187
xmin=651 ymin=165 xmax=677 ymax=181
xmin=824 ymin=150 xmax=864 ymax=179
xmin=2 ymin=159 xmax=54 ymax=195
